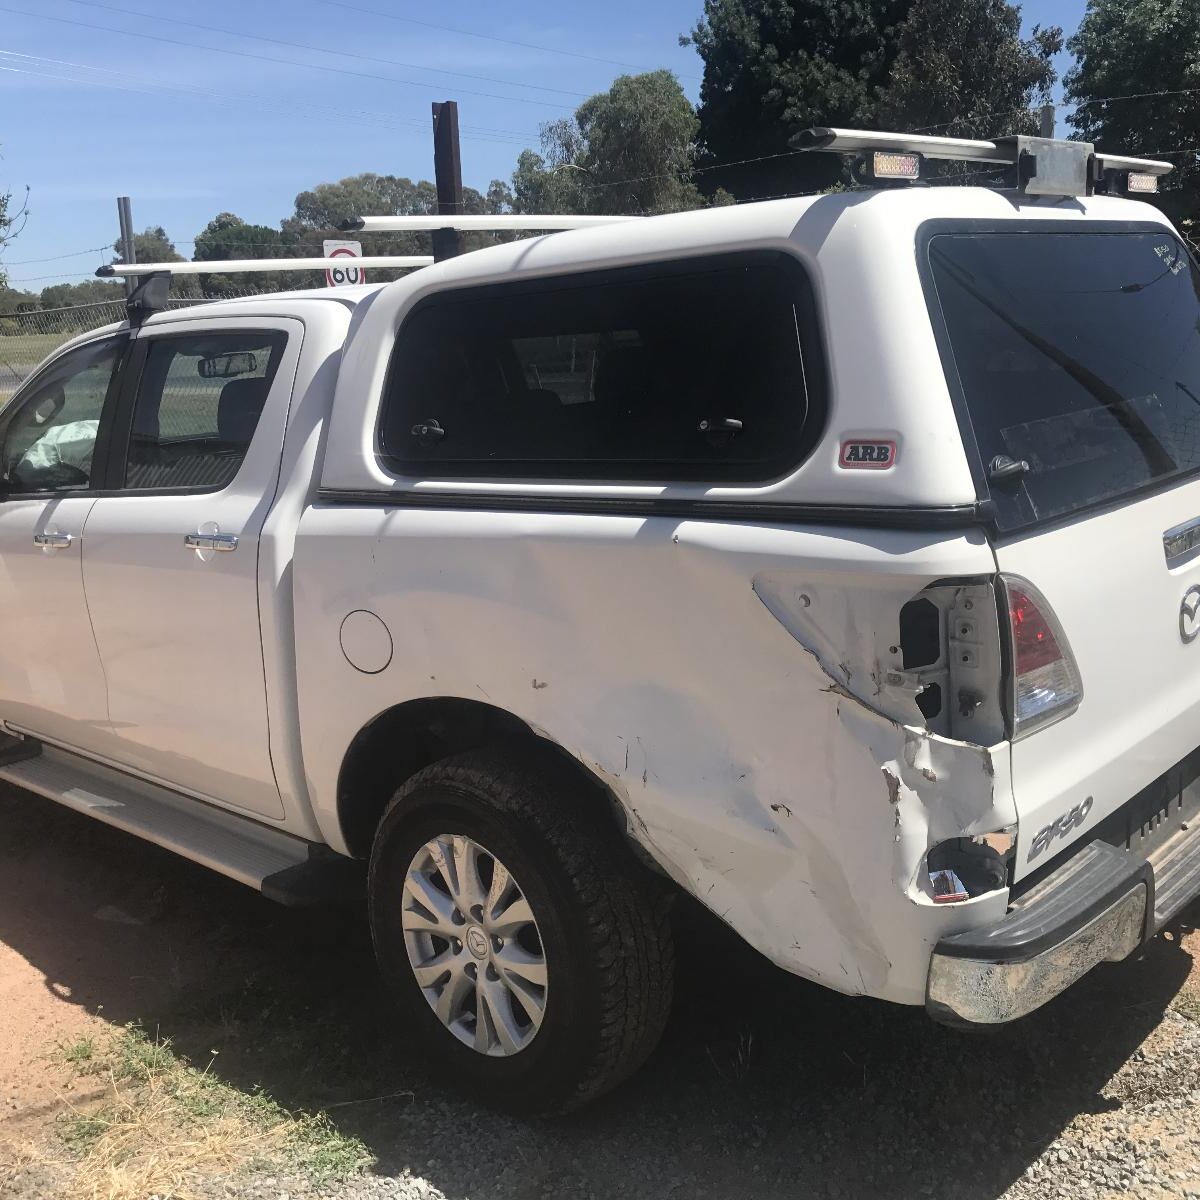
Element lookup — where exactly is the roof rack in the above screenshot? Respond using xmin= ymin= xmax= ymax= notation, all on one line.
xmin=790 ymin=127 xmax=1172 ymax=198
xmin=98 ymin=256 xmax=432 ymax=277
xmin=340 ymin=214 xmax=639 ymax=233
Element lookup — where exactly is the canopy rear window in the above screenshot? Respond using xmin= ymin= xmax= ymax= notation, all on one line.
xmin=927 ymin=229 xmax=1200 ymax=531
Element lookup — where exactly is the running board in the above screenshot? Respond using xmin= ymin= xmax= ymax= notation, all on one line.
xmin=0 ymin=745 xmax=362 ymax=906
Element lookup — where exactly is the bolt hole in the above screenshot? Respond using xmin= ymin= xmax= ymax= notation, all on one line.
xmin=465 ymin=961 xmax=477 ymax=979
xmin=485 ymin=963 xmax=499 ymax=982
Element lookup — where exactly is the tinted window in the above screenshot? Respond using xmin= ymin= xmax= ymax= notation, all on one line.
xmin=0 ymin=337 xmax=121 ymax=492
xmin=928 ymin=230 xmax=1200 ymax=530
xmin=125 ymin=332 xmax=284 ymax=490
xmin=381 ymin=255 xmax=819 ymax=480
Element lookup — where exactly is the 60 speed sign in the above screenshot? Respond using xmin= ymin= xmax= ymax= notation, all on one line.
xmin=323 ymin=240 xmax=366 ymax=287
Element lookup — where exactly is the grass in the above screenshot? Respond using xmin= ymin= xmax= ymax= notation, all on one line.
xmin=1173 ymin=991 xmax=1200 ymax=1023
xmin=48 ymin=1025 xmax=372 ymax=1200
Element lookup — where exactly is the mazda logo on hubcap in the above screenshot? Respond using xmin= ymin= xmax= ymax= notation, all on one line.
xmin=1181 ymin=585 xmax=1200 ymax=644
xmin=466 ymin=926 xmax=489 ymax=959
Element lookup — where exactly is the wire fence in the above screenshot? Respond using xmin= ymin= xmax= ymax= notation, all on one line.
xmin=0 ymin=289 xmax=262 ymax=404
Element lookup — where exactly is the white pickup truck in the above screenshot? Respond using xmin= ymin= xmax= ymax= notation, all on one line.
xmin=5 ymin=128 xmax=1200 ymax=1115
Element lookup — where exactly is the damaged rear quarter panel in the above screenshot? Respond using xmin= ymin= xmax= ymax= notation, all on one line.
xmin=295 ymin=508 xmax=1010 ymax=1007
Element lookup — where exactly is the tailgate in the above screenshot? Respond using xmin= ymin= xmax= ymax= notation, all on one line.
xmin=923 ymin=223 xmax=1200 ymax=882
xmin=995 ymin=479 xmax=1200 ymax=879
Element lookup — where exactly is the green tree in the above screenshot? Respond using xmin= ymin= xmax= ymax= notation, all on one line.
xmin=38 ymin=280 xmax=124 ymax=308
xmin=512 ymin=71 xmax=703 ymax=215
xmin=687 ymin=0 xmax=1060 ymax=198
xmin=0 ymin=284 xmax=37 ymax=315
xmin=1065 ymin=0 xmax=1200 ymax=229
xmin=111 ymin=226 xmax=199 ymax=297
xmin=0 ymin=182 xmax=29 ymax=289
xmin=284 ymin=172 xmax=511 ymax=266
xmin=880 ymin=0 xmax=1061 ymax=141
xmin=192 ymin=213 xmax=306 ymax=296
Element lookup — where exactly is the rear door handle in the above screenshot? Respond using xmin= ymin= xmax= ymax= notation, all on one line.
xmin=33 ymin=532 xmax=74 ymax=549
xmin=184 ymin=532 xmax=239 ymax=552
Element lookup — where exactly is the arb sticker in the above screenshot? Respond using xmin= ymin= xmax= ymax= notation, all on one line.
xmin=840 ymin=440 xmax=897 ymax=469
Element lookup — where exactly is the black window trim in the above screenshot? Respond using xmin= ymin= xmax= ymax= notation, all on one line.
xmin=376 ymin=249 xmax=829 ymax=487
xmin=0 ymin=331 xmax=131 ymax=501
xmin=915 ymin=217 xmax=1200 ymax=538
xmin=104 ymin=326 xmax=288 ymax=497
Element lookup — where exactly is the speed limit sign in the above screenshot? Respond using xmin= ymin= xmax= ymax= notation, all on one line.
xmin=323 ymin=240 xmax=366 ymax=287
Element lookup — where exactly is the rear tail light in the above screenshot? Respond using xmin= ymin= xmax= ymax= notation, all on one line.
xmin=1000 ymin=575 xmax=1083 ymax=739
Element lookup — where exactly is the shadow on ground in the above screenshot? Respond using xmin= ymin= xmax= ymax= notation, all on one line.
xmin=1 ymin=783 xmax=1194 ymax=1200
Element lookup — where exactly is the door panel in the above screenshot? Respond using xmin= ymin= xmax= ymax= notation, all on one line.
xmin=0 ymin=335 xmax=126 ymax=753
xmin=82 ymin=318 xmax=302 ymax=820
xmin=0 ymin=497 xmax=110 ymax=750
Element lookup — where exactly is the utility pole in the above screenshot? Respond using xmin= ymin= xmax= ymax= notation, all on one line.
xmin=431 ymin=101 xmax=465 ymax=262
xmin=116 ymin=196 xmax=136 ymax=297
xmin=1039 ymin=103 xmax=1055 ymax=140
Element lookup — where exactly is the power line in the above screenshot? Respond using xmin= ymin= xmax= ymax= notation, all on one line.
xmin=0 ymin=51 xmax=535 ymax=145
xmin=0 ymin=4 xmax=573 ymax=110
xmin=1 ymin=244 xmax=109 ymax=265
xmin=6 ymin=271 xmax=105 ymax=283
xmin=62 ymin=0 xmax=589 ymax=101
xmin=315 ymin=0 xmax=704 ymax=83
xmin=1075 ymin=87 xmax=1200 ymax=108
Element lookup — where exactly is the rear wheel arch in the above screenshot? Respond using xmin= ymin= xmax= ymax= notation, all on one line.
xmin=335 ymin=697 xmax=632 ymax=860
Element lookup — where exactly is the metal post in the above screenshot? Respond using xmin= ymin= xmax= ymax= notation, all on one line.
xmin=1039 ymin=104 xmax=1055 ymax=140
xmin=431 ymin=101 xmax=465 ymax=261
xmin=116 ymin=196 xmax=136 ymax=297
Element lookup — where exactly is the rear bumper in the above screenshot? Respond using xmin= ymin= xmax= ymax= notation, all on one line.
xmin=927 ymin=810 xmax=1200 ymax=1025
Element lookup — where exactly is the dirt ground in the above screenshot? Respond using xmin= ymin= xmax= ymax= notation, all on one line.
xmin=5 ymin=781 xmax=1200 ymax=1200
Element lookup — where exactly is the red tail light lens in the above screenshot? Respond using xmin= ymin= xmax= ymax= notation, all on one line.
xmin=1002 ymin=576 xmax=1083 ymax=739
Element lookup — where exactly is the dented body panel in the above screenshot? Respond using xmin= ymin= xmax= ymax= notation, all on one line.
xmin=294 ymin=509 xmax=1009 ymax=1004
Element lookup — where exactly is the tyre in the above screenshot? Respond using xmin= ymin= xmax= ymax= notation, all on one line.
xmin=368 ymin=745 xmax=675 ymax=1115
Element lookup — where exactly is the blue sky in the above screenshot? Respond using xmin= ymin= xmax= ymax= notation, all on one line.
xmin=1 ymin=0 xmax=1087 ymax=289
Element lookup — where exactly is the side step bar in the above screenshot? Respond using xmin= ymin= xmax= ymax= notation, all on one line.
xmin=0 ymin=744 xmax=362 ymax=906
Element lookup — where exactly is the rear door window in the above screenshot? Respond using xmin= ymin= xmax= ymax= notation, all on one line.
xmin=380 ymin=254 xmax=822 ymax=482
xmin=926 ymin=229 xmax=1200 ymax=531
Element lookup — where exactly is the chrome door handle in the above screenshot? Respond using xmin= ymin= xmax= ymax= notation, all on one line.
xmin=184 ymin=532 xmax=238 ymax=552
xmin=33 ymin=532 xmax=74 ymax=549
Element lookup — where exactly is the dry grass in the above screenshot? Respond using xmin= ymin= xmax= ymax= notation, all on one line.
xmin=45 ymin=1025 xmax=370 ymax=1200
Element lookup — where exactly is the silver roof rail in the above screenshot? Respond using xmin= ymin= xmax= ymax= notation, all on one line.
xmin=98 ymin=256 xmax=433 ymax=277
xmin=791 ymin=127 xmax=1172 ymax=197
xmin=342 ymin=214 xmax=640 ymax=233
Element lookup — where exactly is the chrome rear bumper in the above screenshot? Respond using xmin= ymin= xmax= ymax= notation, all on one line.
xmin=928 ymin=756 xmax=1200 ymax=1027
xmin=927 ymin=880 xmax=1146 ymax=1025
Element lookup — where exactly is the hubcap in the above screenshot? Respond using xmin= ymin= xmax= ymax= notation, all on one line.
xmin=401 ymin=834 xmax=548 ymax=1057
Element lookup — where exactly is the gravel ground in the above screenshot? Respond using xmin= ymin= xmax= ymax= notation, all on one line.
xmin=4 ymin=782 xmax=1200 ymax=1200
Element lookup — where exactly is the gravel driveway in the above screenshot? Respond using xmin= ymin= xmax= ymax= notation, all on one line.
xmin=3 ymin=782 xmax=1200 ymax=1200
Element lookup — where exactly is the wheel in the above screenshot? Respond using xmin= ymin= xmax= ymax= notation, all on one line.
xmin=368 ymin=745 xmax=675 ymax=1115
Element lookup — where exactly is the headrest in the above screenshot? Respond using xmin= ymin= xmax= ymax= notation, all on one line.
xmin=217 ymin=377 xmax=268 ymax=447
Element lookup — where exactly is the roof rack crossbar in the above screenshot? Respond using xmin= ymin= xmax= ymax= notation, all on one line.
xmin=791 ymin=127 xmax=1173 ymax=197
xmin=792 ymin=127 xmax=1014 ymax=164
xmin=98 ymin=256 xmax=433 ymax=278
xmin=342 ymin=214 xmax=640 ymax=233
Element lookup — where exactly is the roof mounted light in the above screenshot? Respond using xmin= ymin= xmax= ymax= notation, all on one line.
xmin=871 ymin=151 xmax=922 ymax=181
xmin=1125 ymin=172 xmax=1159 ymax=195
